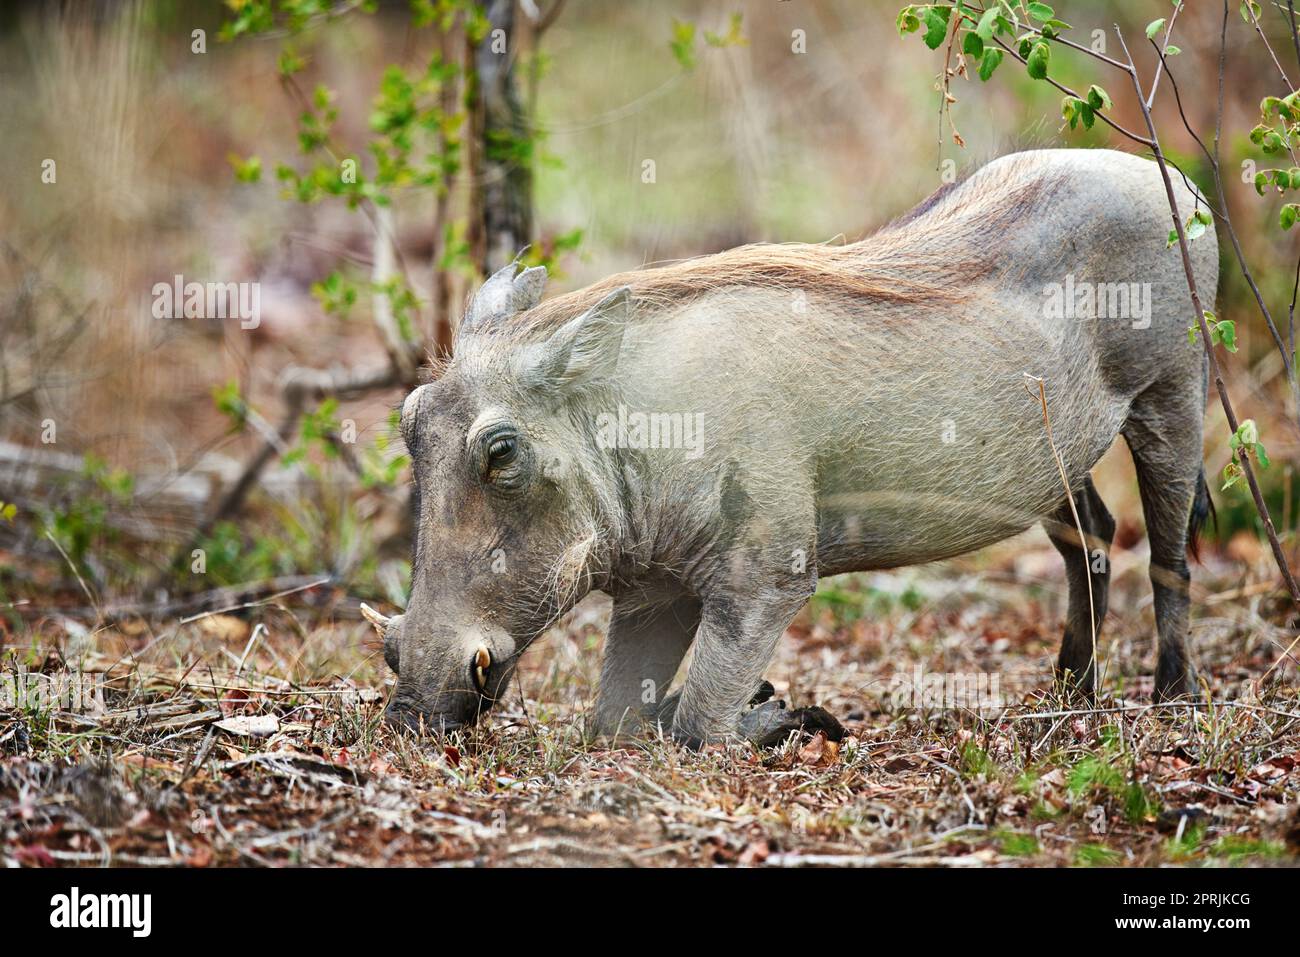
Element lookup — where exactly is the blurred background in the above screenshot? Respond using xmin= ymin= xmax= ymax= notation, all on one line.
xmin=0 ymin=0 xmax=1295 ymax=619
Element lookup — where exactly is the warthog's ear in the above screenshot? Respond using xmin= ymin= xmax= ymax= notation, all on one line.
xmin=460 ymin=261 xmax=548 ymax=336
xmin=522 ymin=286 xmax=631 ymax=390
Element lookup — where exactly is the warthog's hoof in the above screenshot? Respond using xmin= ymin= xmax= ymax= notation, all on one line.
xmin=1154 ymin=661 xmax=1204 ymax=705
xmin=739 ymin=698 xmax=845 ymax=749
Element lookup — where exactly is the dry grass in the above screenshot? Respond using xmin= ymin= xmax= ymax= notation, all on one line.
xmin=3 ymin=535 xmax=1298 ymax=868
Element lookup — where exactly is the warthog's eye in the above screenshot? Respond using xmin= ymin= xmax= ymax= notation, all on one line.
xmin=481 ymin=433 xmax=521 ymax=484
xmin=471 ymin=646 xmax=492 ymax=695
xmin=476 ymin=427 xmax=524 ymax=488
xmin=487 ymin=435 xmax=517 ymax=468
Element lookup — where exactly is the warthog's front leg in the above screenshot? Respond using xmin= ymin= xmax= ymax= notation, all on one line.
xmin=590 ymin=593 xmax=699 ymax=741
xmin=656 ymin=679 xmax=841 ymax=748
xmin=669 ymin=542 xmax=832 ymax=747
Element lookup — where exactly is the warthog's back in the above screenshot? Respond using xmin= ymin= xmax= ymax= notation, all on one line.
xmin=595 ymin=150 xmax=1217 ymax=572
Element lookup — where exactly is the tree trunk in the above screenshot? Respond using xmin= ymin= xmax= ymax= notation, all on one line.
xmin=468 ymin=0 xmax=534 ymax=274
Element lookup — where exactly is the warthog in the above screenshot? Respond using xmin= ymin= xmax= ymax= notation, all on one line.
xmin=372 ymin=148 xmax=1217 ymax=747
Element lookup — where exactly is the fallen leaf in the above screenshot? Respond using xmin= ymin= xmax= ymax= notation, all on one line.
xmin=738 ymin=840 xmax=770 ymax=865
xmin=1251 ymin=761 xmax=1286 ymax=780
xmin=798 ymin=731 xmax=840 ymax=766
xmin=198 ymin=614 xmax=250 ymax=645
xmin=882 ymin=755 xmax=917 ymax=773
xmin=219 ymin=687 xmax=250 ymax=717
xmin=214 ymin=714 xmax=280 ymax=737
xmin=14 ymin=844 xmax=56 ymax=867
xmin=186 ymin=844 xmax=213 ymax=867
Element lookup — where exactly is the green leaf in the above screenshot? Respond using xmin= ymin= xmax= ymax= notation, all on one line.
xmin=703 ymin=12 xmax=746 ymax=48
xmin=1145 ymin=18 xmax=1166 ymax=40
xmin=212 ymin=380 xmax=248 ymax=432
xmin=670 ymin=18 xmax=696 ymax=70
xmin=1163 ymin=44 xmax=1181 ymax=56
xmin=1061 ymin=96 xmax=1094 ymax=130
xmin=1282 ymin=203 xmax=1300 ymax=230
xmin=277 ymin=48 xmax=306 ymax=77
xmin=1061 ymin=96 xmax=1083 ymax=128
xmin=1026 ymin=40 xmax=1050 ymax=79
xmin=922 ymin=5 xmax=951 ymax=49
xmin=978 ymin=47 xmax=1004 ymax=81
xmin=1211 ymin=318 xmax=1237 ymax=353
xmin=974 ymin=6 xmax=999 ymax=40
xmin=896 ymin=5 xmax=922 ymax=35
xmin=963 ymin=30 xmax=984 ymax=58
xmin=1087 ymin=84 xmax=1112 ymax=111
xmin=1027 ymin=2 xmax=1055 ymax=22
xmin=228 ymin=154 xmax=262 ymax=183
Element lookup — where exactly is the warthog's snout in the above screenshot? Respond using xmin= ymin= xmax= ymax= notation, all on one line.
xmin=383 ymin=703 xmax=467 ymax=735
xmin=364 ymin=602 xmax=515 ymax=737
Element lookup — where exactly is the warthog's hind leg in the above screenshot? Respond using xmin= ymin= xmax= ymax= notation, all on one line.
xmin=1124 ymin=379 xmax=1206 ymax=702
xmin=1043 ymin=476 xmax=1115 ymax=697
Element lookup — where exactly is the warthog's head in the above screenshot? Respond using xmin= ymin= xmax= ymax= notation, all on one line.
xmin=380 ymin=262 xmax=632 ymax=735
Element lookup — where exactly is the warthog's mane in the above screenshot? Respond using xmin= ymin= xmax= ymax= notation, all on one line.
xmin=499 ymin=151 xmax=1061 ymax=344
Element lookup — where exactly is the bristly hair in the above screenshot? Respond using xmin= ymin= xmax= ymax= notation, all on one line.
xmin=480 ymin=152 xmax=1063 ymax=346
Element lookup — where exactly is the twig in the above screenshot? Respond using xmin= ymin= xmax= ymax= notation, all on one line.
xmin=158 ymin=363 xmax=398 ymax=586
xmin=986 ymin=33 xmax=1152 ymax=145
xmin=1115 ymin=24 xmax=1300 ymax=608
xmin=1144 ymin=0 xmax=1181 ymax=108
xmin=1023 ymin=375 xmax=1098 ymax=700
xmin=1154 ymin=4 xmax=1300 ymax=419
xmin=43 ymin=530 xmax=99 ymax=622
xmin=1289 ymin=1 xmax=1300 ymax=71
xmin=234 ymin=623 xmax=268 ymax=675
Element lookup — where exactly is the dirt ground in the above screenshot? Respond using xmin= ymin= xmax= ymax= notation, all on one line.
xmin=3 ymin=531 xmax=1298 ymax=868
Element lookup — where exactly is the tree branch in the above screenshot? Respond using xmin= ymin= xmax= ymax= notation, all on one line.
xmin=1115 ymin=24 xmax=1300 ymax=607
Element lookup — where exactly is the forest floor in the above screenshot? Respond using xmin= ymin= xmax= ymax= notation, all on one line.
xmin=3 ymin=539 xmax=1300 ymax=868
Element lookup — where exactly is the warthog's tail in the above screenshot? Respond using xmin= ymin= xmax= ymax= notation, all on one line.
xmin=1187 ymin=468 xmax=1215 ymax=562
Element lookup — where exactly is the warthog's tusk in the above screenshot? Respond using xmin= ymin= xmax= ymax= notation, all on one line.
xmin=474 ymin=646 xmax=492 ymax=692
xmin=359 ymin=603 xmax=392 ymax=635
